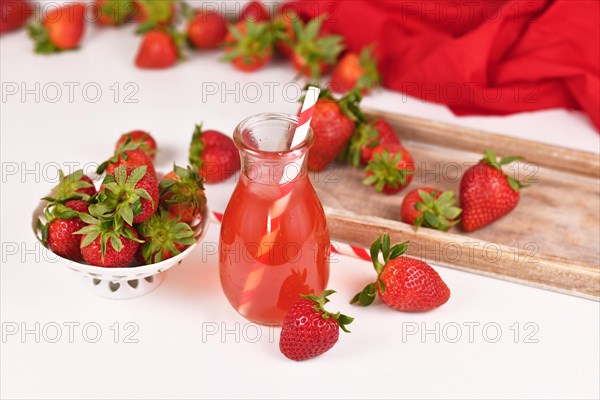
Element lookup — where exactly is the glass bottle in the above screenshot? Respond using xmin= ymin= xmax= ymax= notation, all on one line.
xmin=219 ymin=113 xmax=330 ymax=325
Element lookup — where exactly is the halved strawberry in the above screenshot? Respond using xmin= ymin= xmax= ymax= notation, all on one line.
xmin=138 ymin=210 xmax=195 ymax=264
xmin=159 ymin=164 xmax=206 ymax=225
xmin=222 ymin=20 xmax=274 ymax=72
xmin=290 ymin=17 xmax=344 ymax=79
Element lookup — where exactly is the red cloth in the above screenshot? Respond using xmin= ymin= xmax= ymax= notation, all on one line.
xmin=290 ymin=0 xmax=600 ymax=131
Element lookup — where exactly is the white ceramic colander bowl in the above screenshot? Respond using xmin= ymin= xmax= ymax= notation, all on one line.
xmin=32 ymin=198 xmax=210 ymax=299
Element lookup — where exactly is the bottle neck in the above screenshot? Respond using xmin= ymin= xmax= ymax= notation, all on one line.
xmin=239 ymin=151 xmax=308 ymax=186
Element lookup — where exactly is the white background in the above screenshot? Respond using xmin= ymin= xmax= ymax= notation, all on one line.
xmin=1 ymin=9 xmax=599 ymax=400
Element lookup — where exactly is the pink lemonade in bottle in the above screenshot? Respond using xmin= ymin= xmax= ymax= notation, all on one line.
xmin=219 ymin=113 xmax=330 ymax=325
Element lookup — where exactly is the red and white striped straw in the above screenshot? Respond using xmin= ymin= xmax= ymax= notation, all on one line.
xmin=238 ymin=87 xmax=321 ymax=314
xmin=290 ymin=86 xmax=320 ymax=148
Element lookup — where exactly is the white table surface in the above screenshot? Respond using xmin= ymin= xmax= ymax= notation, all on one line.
xmin=1 ymin=20 xmax=599 ymax=400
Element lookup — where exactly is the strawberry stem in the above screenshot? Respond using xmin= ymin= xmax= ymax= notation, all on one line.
xmin=351 ymin=234 xmax=409 ymax=307
xmin=480 ymin=150 xmax=529 ymax=191
xmin=301 ymin=290 xmax=354 ymax=333
xmin=414 ymin=190 xmax=462 ymax=231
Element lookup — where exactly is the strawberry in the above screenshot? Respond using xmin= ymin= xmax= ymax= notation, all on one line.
xmin=51 ymin=169 xmax=96 ymax=201
xmin=272 ymin=11 xmax=299 ymax=57
xmin=1 ymin=0 xmax=32 ymax=33
xmin=96 ymin=165 xmax=158 ymax=225
xmin=290 ymin=17 xmax=344 ymax=79
xmin=76 ymin=216 xmax=142 ymax=267
xmin=159 ymin=164 xmax=206 ymax=225
xmin=38 ymin=201 xmax=87 ymax=261
xmin=186 ymin=10 xmax=227 ymax=50
xmin=401 ymin=188 xmax=462 ymax=231
xmin=44 ymin=169 xmax=95 ymax=213
xmin=460 ymin=150 xmax=527 ymax=232
xmin=98 ymin=144 xmax=156 ymax=178
xmin=279 ymin=290 xmax=353 ymax=361
xmin=307 ymin=89 xmax=364 ymax=171
xmin=343 ymin=117 xmax=399 ymax=167
xmin=63 ymin=199 xmax=90 ymax=213
xmin=138 ymin=210 xmax=195 ymax=264
xmin=133 ymin=0 xmax=174 ymax=33
xmin=222 ymin=20 xmax=274 ymax=72
xmin=330 ymin=46 xmax=380 ymax=94
xmin=27 ymin=3 xmax=85 ymax=53
xmin=95 ymin=0 xmax=135 ymax=26
xmin=135 ymin=29 xmax=183 ymax=69
xmin=363 ymin=144 xmax=415 ymax=194
xmin=115 ymin=130 xmax=157 ymax=160
xmin=239 ymin=1 xmax=270 ymax=23
xmin=277 ymin=268 xmax=312 ymax=311
xmin=189 ymin=124 xmax=240 ymax=183
xmin=352 ymin=234 xmax=450 ymax=312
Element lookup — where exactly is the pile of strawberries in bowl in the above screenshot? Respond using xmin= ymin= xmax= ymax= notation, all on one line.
xmin=35 ymin=130 xmax=208 ymax=269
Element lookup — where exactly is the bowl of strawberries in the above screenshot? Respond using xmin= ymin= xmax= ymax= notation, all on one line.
xmin=32 ymin=131 xmax=210 ymax=299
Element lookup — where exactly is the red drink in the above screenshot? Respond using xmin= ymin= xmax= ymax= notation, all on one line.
xmin=219 ymin=113 xmax=330 ymax=325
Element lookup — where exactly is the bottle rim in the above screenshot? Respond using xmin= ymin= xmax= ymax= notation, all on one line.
xmin=233 ymin=112 xmax=314 ymax=158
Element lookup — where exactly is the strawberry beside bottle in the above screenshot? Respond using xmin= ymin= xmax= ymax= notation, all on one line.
xmin=279 ymin=290 xmax=353 ymax=361
xmin=352 ymin=234 xmax=451 ymax=312
xmin=189 ymin=124 xmax=240 ymax=183
xmin=306 ymin=89 xmax=364 ymax=171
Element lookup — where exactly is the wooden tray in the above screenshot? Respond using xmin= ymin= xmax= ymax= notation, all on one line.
xmin=312 ymin=110 xmax=600 ymax=301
